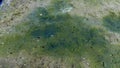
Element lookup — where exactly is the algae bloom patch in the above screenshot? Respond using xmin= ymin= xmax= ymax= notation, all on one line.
xmin=103 ymin=12 xmax=120 ymax=32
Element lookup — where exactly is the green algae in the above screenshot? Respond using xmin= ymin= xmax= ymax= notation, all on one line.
xmin=103 ymin=12 xmax=120 ymax=32
xmin=31 ymin=24 xmax=60 ymax=38
xmin=0 ymin=7 xmax=109 ymax=68
xmin=0 ymin=0 xmax=115 ymax=68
